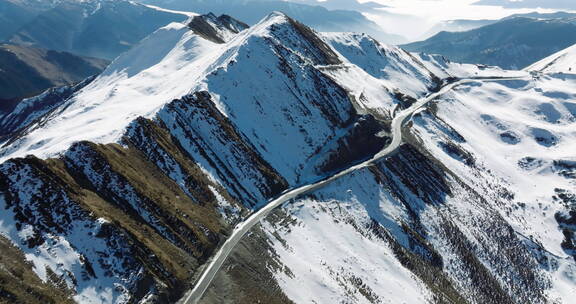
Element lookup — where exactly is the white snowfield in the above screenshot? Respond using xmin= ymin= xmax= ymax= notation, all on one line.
xmin=526 ymin=43 xmax=576 ymax=73
xmin=414 ymin=75 xmax=576 ymax=302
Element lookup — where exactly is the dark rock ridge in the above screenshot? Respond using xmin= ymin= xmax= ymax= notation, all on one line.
xmin=188 ymin=13 xmax=249 ymax=44
xmin=0 ymin=122 xmax=245 ymax=302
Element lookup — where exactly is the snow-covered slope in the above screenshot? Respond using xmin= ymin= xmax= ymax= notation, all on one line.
xmin=1 ymin=10 xmax=569 ymax=304
xmin=526 ymin=43 xmax=576 ymax=73
xmin=410 ymin=75 xmax=576 ymax=302
xmin=201 ymin=60 xmax=576 ymax=304
xmin=260 ymin=173 xmax=437 ymax=304
xmin=0 ymin=17 xmax=222 ymax=161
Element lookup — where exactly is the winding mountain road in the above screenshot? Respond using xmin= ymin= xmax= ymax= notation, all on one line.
xmin=180 ymin=75 xmax=528 ymax=304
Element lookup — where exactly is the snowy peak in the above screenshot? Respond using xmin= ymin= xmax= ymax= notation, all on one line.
xmin=256 ymin=11 xmax=341 ymax=65
xmin=526 ymin=43 xmax=576 ymax=73
xmin=188 ymin=13 xmax=249 ymax=43
xmin=222 ymin=11 xmax=342 ymax=66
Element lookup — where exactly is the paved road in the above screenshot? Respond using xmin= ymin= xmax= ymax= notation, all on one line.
xmin=180 ymin=76 xmax=527 ymax=304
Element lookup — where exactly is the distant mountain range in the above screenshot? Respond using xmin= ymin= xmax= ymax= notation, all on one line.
xmin=403 ymin=14 xmax=576 ymax=69
xmin=0 ymin=0 xmax=38 ymax=40
xmin=0 ymin=0 xmax=65 ymax=40
xmin=0 ymin=43 xmax=107 ymax=113
xmin=420 ymin=19 xmax=496 ymax=40
xmin=4 ymin=0 xmax=189 ymax=60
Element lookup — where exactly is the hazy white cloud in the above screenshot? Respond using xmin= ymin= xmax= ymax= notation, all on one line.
xmin=362 ymin=0 xmax=553 ymax=20
xmin=357 ymin=0 xmax=558 ymax=39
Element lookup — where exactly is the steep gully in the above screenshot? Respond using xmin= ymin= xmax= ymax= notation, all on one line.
xmin=181 ymin=75 xmax=529 ymax=304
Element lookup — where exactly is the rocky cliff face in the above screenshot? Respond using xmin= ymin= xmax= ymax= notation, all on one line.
xmin=1 ymin=10 xmax=570 ymax=304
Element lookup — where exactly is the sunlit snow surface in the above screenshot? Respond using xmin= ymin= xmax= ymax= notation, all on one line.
xmin=527 ymin=43 xmax=576 ymax=73
xmin=263 ymin=173 xmax=434 ymax=304
xmin=0 ymin=20 xmax=218 ymax=161
xmin=415 ymin=75 xmax=576 ymax=302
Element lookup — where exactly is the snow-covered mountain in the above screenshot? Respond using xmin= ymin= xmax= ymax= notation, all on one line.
xmin=0 ymin=12 xmax=490 ymax=170
xmin=203 ymin=47 xmax=576 ymax=304
xmin=0 ymin=10 xmax=575 ymax=304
